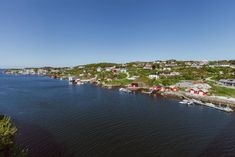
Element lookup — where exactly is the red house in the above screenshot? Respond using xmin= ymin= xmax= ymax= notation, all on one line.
xmin=170 ymin=86 xmax=178 ymax=92
xmin=150 ymin=85 xmax=162 ymax=91
xmin=131 ymin=83 xmax=139 ymax=87
xmin=189 ymin=88 xmax=208 ymax=96
xmin=198 ymin=89 xmax=207 ymax=96
xmin=189 ymin=88 xmax=198 ymax=94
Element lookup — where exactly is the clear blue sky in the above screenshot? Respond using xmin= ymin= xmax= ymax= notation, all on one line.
xmin=0 ymin=0 xmax=235 ymax=68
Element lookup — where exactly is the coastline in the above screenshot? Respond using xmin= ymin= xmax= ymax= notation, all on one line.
xmin=96 ymin=81 xmax=235 ymax=110
xmin=2 ymin=72 xmax=235 ymax=111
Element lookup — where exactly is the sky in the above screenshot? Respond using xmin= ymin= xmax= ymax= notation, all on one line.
xmin=0 ymin=0 xmax=235 ymax=68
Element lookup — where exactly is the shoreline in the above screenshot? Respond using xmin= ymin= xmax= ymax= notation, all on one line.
xmin=3 ymin=73 xmax=235 ymax=111
xmin=97 ymin=81 xmax=235 ymax=110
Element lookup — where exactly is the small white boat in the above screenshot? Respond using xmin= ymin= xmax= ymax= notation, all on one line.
xmin=179 ymin=99 xmax=193 ymax=105
xmin=119 ymin=88 xmax=131 ymax=93
xmin=76 ymin=82 xmax=84 ymax=85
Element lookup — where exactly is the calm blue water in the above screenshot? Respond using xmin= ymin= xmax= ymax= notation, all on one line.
xmin=0 ymin=73 xmax=235 ymax=157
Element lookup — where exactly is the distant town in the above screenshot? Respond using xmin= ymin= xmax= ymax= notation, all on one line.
xmin=3 ymin=59 xmax=235 ymax=110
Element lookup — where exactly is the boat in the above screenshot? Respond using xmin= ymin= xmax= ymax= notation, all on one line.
xmin=179 ymin=99 xmax=193 ymax=105
xmin=119 ymin=88 xmax=131 ymax=93
xmin=76 ymin=82 xmax=84 ymax=85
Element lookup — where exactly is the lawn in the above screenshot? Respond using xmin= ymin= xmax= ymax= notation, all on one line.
xmin=210 ymin=85 xmax=235 ymax=98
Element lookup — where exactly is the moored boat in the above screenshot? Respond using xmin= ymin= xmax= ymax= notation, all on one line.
xmin=119 ymin=88 xmax=131 ymax=93
xmin=179 ymin=99 xmax=193 ymax=105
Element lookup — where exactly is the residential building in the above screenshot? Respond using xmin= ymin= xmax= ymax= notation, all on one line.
xmin=218 ymin=79 xmax=235 ymax=87
xmin=148 ymin=74 xmax=159 ymax=79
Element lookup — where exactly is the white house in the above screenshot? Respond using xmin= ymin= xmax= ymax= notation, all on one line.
xmin=105 ymin=67 xmax=115 ymax=72
xmin=148 ymin=74 xmax=159 ymax=79
xmin=162 ymin=67 xmax=171 ymax=71
xmin=143 ymin=64 xmax=152 ymax=70
xmin=127 ymin=76 xmax=139 ymax=80
xmin=97 ymin=67 xmax=102 ymax=72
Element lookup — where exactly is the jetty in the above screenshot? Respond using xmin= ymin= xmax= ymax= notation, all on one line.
xmin=163 ymin=91 xmax=235 ymax=109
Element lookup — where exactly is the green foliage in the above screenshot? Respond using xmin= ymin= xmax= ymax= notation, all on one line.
xmin=210 ymin=84 xmax=235 ymax=98
xmin=108 ymin=79 xmax=132 ymax=86
xmin=0 ymin=116 xmax=17 ymax=149
xmin=0 ymin=116 xmax=27 ymax=157
xmin=85 ymin=63 xmax=119 ymax=68
xmin=116 ymin=73 xmax=127 ymax=79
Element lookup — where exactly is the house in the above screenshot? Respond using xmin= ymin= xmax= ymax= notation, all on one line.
xmin=189 ymin=88 xmax=198 ymax=94
xmin=150 ymin=85 xmax=162 ymax=91
xmin=110 ymin=68 xmax=127 ymax=73
xmin=127 ymin=76 xmax=139 ymax=80
xmin=143 ymin=64 xmax=152 ymax=70
xmin=169 ymin=86 xmax=178 ymax=92
xmin=165 ymin=63 xmax=178 ymax=67
xmin=51 ymin=69 xmax=60 ymax=73
xmin=105 ymin=66 xmax=115 ymax=72
xmin=217 ymin=64 xmax=230 ymax=67
xmin=148 ymin=74 xmax=159 ymax=79
xmin=191 ymin=63 xmax=202 ymax=68
xmin=97 ymin=67 xmax=102 ymax=72
xmin=130 ymin=83 xmax=139 ymax=87
xmin=185 ymin=62 xmax=192 ymax=66
xmin=218 ymin=79 xmax=235 ymax=87
xmin=154 ymin=60 xmax=161 ymax=64
xmin=199 ymin=60 xmax=209 ymax=66
xmin=189 ymin=88 xmax=208 ymax=96
xmin=209 ymin=64 xmax=230 ymax=68
xmin=176 ymin=81 xmax=194 ymax=88
xmin=161 ymin=72 xmax=180 ymax=77
xmin=162 ymin=67 xmax=171 ymax=71
xmin=198 ymin=89 xmax=208 ymax=96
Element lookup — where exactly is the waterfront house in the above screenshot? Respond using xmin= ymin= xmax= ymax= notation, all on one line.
xmin=189 ymin=88 xmax=198 ymax=94
xmin=131 ymin=83 xmax=139 ymax=87
xmin=198 ymin=89 xmax=208 ymax=96
xmin=189 ymin=88 xmax=208 ymax=96
xmin=150 ymin=85 xmax=162 ymax=91
xmin=169 ymin=86 xmax=178 ymax=92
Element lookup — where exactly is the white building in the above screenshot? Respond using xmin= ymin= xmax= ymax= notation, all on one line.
xmin=97 ymin=67 xmax=102 ymax=72
xmin=148 ymin=74 xmax=159 ymax=79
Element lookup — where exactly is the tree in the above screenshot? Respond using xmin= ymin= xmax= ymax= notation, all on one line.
xmin=0 ymin=116 xmax=17 ymax=149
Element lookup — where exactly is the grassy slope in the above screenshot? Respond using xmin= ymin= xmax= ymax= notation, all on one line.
xmin=211 ymin=85 xmax=235 ymax=98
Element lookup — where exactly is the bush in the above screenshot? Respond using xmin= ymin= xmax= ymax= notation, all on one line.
xmin=0 ymin=116 xmax=17 ymax=149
